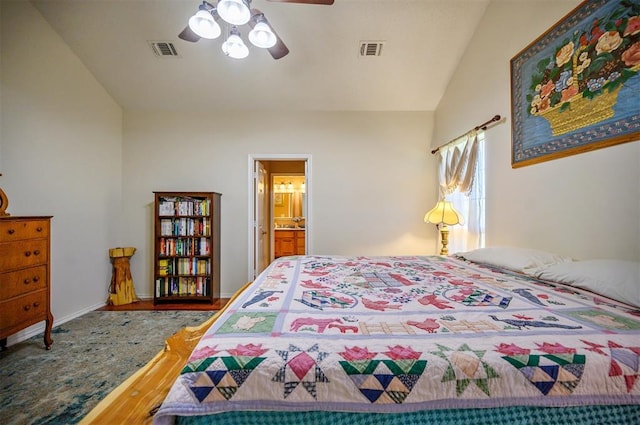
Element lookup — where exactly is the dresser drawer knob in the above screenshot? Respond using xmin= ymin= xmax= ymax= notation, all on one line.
xmin=24 ymin=251 xmax=32 ymax=257
xmin=8 ymin=229 xmax=15 ymax=235
xmin=33 ymin=302 xmax=40 ymax=308
xmin=34 ymin=250 xmax=41 ymax=256
xmin=33 ymin=276 xmax=40 ymax=282
xmin=23 ymin=304 xmax=31 ymax=311
xmin=23 ymin=278 xmax=31 ymax=285
xmin=36 ymin=227 xmax=43 ymax=232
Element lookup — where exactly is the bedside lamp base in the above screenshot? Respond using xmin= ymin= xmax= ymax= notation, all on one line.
xmin=439 ymin=224 xmax=450 ymax=256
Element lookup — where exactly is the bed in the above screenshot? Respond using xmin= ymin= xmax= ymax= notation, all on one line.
xmin=147 ymin=251 xmax=640 ymax=425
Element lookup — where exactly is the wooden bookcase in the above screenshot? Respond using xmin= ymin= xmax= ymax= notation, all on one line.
xmin=153 ymin=192 xmax=221 ymax=305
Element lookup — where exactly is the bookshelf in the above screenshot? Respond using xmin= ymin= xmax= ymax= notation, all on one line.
xmin=153 ymin=192 xmax=221 ymax=304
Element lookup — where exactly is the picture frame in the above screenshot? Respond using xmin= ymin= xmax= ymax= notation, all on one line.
xmin=274 ymin=192 xmax=283 ymax=207
xmin=510 ymin=0 xmax=640 ymax=168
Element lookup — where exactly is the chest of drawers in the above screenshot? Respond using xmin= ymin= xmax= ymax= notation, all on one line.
xmin=0 ymin=216 xmax=53 ymax=350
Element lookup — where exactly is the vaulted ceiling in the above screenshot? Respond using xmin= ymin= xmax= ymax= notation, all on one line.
xmin=32 ymin=0 xmax=490 ymax=111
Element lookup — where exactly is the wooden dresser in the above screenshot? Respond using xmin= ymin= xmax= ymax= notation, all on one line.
xmin=0 ymin=216 xmax=53 ymax=350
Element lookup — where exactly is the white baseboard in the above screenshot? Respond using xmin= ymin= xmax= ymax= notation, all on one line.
xmin=4 ymin=292 xmax=235 ymax=349
xmin=3 ymin=301 xmax=106 ymax=348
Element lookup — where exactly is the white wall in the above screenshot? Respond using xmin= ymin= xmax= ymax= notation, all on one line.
xmin=0 ymin=1 xmax=123 ymax=342
xmin=122 ymin=110 xmax=436 ymax=297
xmin=434 ymin=0 xmax=640 ymax=261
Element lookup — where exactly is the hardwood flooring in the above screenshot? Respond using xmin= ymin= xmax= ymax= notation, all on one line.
xmin=97 ymin=298 xmax=229 ymax=311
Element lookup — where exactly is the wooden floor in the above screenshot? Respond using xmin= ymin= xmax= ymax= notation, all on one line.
xmin=97 ymin=298 xmax=230 ymax=311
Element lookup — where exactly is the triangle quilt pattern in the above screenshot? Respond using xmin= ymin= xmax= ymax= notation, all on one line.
xmin=608 ymin=341 xmax=640 ymax=392
xmin=502 ymin=353 xmax=585 ymax=396
xmin=431 ymin=343 xmax=500 ymax=397
xmin=272 ymin=344 xmax=330 ymax=399
xmin=339 ymin=359 xmax=427 ymax=403
xmin=183 ymin=355 xmax=266 ymax=403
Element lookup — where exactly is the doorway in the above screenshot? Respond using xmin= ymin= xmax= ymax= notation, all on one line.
xmin=248 ymin=154 xmax=311 ymax=282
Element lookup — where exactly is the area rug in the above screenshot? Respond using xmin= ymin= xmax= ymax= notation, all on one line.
xmin=0 ymin=310 xmax=214 ymax=425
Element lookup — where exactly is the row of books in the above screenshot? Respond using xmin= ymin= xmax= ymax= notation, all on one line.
xmin=159 ymin=237 xmax=210 ymax=257
xmin=158 ymin=257 xmax=210 ymax=276
xmin=158 ymin=197 xmax=210 ymax=217
xmin=155 ymin=277 xmax=210 ymax=297
xmin=160 ymin=218 xmax=210 ymax=237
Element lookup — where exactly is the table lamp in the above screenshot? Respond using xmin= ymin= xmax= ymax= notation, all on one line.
xmin=424 ymin=200 xmax=463 ymax=255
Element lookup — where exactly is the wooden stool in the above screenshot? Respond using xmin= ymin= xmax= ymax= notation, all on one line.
xmin=108 ymin=247 xmax=139 ymax=306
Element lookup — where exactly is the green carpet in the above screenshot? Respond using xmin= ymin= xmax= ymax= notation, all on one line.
xmin=0 ymin=310 xmax=214 ymax=425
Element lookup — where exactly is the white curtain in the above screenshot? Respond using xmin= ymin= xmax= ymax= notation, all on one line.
xmin=436 ymin=131 xmax=485 ymax=253
xmin=437 ymin=130 xmax=479 ymax=199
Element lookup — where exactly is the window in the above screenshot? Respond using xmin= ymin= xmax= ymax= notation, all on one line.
xmin=446 ymin=132 xmax=485 ymax=253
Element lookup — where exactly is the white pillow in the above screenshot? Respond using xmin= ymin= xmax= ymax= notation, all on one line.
xmin=535 ymin=259 xmax=640 ymax=308
xmin=458 ymin=246 xmax=572 ymax=275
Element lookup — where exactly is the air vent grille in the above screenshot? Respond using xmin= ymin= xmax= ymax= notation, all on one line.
xmin=359 ymin=41 xmax=384 ymax=57
xmin=149 ymin=41 xmax=180 ymax=58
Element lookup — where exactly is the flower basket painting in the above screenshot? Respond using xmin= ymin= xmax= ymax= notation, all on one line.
xmin=511 ymin=0 xmax=640 ymax=168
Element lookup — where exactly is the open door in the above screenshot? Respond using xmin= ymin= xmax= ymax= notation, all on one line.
xmin=248 ymin=154 xmax=311 ymax=283
xmin=253 ymin=161 xmax=270 ymax=279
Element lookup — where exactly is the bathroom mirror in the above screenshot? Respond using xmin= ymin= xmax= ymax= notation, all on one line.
xmin=272 ymin=175 xmax=305 ymax=219
xmin=274 ymin=192 xmax=293 ymax=218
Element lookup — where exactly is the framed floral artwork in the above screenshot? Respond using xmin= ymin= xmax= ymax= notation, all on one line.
xmin=274 ymin=192 xmax=283 ymax=207
xmin=510 ymin=0 xmax=640 ymax=168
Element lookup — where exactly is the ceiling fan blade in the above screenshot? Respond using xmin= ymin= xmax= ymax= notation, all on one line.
xmin=267 ymin=0 xmax=334 ymax=4
xmin=267 ymin=33 xmax=290 ymax=60
xmin=178 ymin=25 xmax=201 ymax=42
xmin=250 ymin=9 xmax=290 ymax=60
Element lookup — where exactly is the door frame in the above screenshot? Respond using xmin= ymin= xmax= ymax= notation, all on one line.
xmin=247 ymin=154 xmax=312 ymax=282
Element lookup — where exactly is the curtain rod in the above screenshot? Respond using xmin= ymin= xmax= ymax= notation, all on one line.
xmin=431 ymin=114 xmax=501 ymax=155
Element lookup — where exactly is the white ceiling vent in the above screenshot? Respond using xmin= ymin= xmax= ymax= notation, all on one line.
xmin=359 ymin=41 xmax=384 ymax=57
xmin=148 ymin=41 xmax=180 ymax=58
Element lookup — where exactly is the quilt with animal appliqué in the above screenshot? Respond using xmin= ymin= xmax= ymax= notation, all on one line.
xmin=154 ymin=255 xmax=640 ymax=424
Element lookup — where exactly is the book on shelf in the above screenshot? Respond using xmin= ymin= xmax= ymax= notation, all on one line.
xmin=158 ymin=259 xmax=169 ymax=276
xmin=155 ymin=276 xmax=210 ymax=297
xmin=160 ymin=219 xmax=173 ymax=235
xmin=159 ymin=200 xmax=176 ymax=216
xmin=159 ymin=196 xmax=211 ymax=217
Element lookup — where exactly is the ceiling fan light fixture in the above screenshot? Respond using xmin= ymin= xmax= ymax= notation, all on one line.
xmin=249 ymin=20 xmax=277 ymax=49
xmin=222 ymin=28 xmax=249 ymax=59
xmin=217 ymin=0 xmax=251 ymax=26
xmin=188 ymin=9 xmax=221 ymax=39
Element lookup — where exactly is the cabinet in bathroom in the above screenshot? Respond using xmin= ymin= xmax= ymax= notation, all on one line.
xmin=295 ymin=230 xmax=305 ymax=254
xmin=274 ymin=230 xmax=305 ymax=258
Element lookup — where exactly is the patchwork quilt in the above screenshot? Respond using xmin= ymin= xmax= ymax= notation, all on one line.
xmin=154 ymin=255 xmax=640 ymax=424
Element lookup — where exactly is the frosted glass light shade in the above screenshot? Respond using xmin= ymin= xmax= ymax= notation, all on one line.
xmin=217 ymin=0 xmax=251 ymax=25
xmin=424 ymin=200 xmax=463 ymax=226
xmin=249 ymin=21 xmax=277 ymax=48
xmin=188 ymin=10 xmax=221 ymax=39
xmin=222 ymin=33 xmax=249 ymax=59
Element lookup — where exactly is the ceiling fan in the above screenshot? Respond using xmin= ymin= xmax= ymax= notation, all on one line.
xmin=178 ymin=0 xmax=334 ymax=60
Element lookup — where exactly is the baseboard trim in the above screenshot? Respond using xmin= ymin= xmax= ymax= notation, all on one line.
xmin=4 ymin=301 xmax=106 ymax=348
